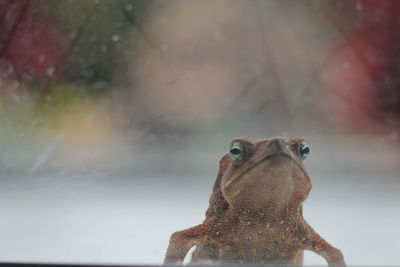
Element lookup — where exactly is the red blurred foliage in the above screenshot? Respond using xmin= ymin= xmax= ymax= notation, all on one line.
xmin=322 ymin=0 xmax=400 ymax=132
xmin=0 ymin=0 xmax=67 ymax=82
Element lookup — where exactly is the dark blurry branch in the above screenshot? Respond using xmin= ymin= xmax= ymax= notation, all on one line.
xmin=117 ymin=2 xmax=187 ymax=85
xmin=0 ymin=0 xmax=31 ymax=62
xmin=250 ymin=0 xmax=292 ymax=129
xmin=117 ymin=3 xmax=159 ymax=56
xmin=37 ymin=1 xmax=99 ymax=105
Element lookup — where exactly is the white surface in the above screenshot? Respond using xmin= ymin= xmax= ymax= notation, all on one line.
xmin=0 ymin=135 xmax=399 ymax=265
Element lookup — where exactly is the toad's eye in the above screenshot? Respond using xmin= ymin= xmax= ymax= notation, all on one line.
xmin=230 ymin=142 xmax=247 ymax=164
xmin=299 ymin=142 xmax=310 ymax=160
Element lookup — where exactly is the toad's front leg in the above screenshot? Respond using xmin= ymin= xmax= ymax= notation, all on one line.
xmin=164 ymin=219 xmax=215 ymax=264
xmin=302 ymin=222 xmax=346 ymax=267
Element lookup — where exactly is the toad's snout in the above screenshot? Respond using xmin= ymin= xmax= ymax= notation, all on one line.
xmin=267 ymin=138 xmax=291 ymax=156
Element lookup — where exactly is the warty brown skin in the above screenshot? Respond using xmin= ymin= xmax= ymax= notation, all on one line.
xmin=164 ymin=137 xmax=346 ymax=266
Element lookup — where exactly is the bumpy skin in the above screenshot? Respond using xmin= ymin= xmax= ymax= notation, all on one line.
xmin=164 ymin=137 xmax=346 ymax=266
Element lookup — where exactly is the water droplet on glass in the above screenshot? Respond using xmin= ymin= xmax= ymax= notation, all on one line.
xmin=342 ymin=61 xmax=351 ymax=69
xmin=94 ymin=81 xmax=108 ymax=89
xmin=11 ymin=93 xmax=20 ymax=103
xmin=126 ymin=4 xmax=133 ymax=11
xmin=112 ymin=35 xmax=120 ymax=42
xmin=213 ymin=26 xmax=223 ymax=41
xmin=161 ymin=43 xmax=168 ymax=51
xmin=38 ymin=54 xmax=46 ymax=63
xmin=47 ymin=67 xmax=55 ymax=77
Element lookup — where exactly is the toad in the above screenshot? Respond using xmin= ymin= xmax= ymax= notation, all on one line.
xmin=164 ymin=137 xmax=345 ymax=266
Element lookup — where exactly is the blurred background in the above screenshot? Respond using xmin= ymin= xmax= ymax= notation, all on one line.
xmin=0 ymin=0 xmax=399 ymax=265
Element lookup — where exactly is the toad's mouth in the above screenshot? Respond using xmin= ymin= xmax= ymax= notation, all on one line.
xmin=222 ymin=152 xmax=307 ymax=190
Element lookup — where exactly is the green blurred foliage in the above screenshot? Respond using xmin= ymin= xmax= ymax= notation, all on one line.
xmin=1 ymin=0 xmax=166 ymax=128
xmin=44 ymin=0 xmax=159 ymax=87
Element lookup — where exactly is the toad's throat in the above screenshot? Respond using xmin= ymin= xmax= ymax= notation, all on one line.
xmin=223 ymin=152 xmax=307 ymax=190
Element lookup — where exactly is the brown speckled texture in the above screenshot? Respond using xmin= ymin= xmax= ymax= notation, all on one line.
xmin=164 ymin=137 xmax=346 ymax=266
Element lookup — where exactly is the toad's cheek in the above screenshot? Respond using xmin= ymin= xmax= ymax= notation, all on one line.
xmin=221 ymin=182 xmax=240 ymax=203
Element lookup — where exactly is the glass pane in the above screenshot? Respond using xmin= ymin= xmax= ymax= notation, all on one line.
xmin=0 ymin=0 xmax=398 ymax=265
